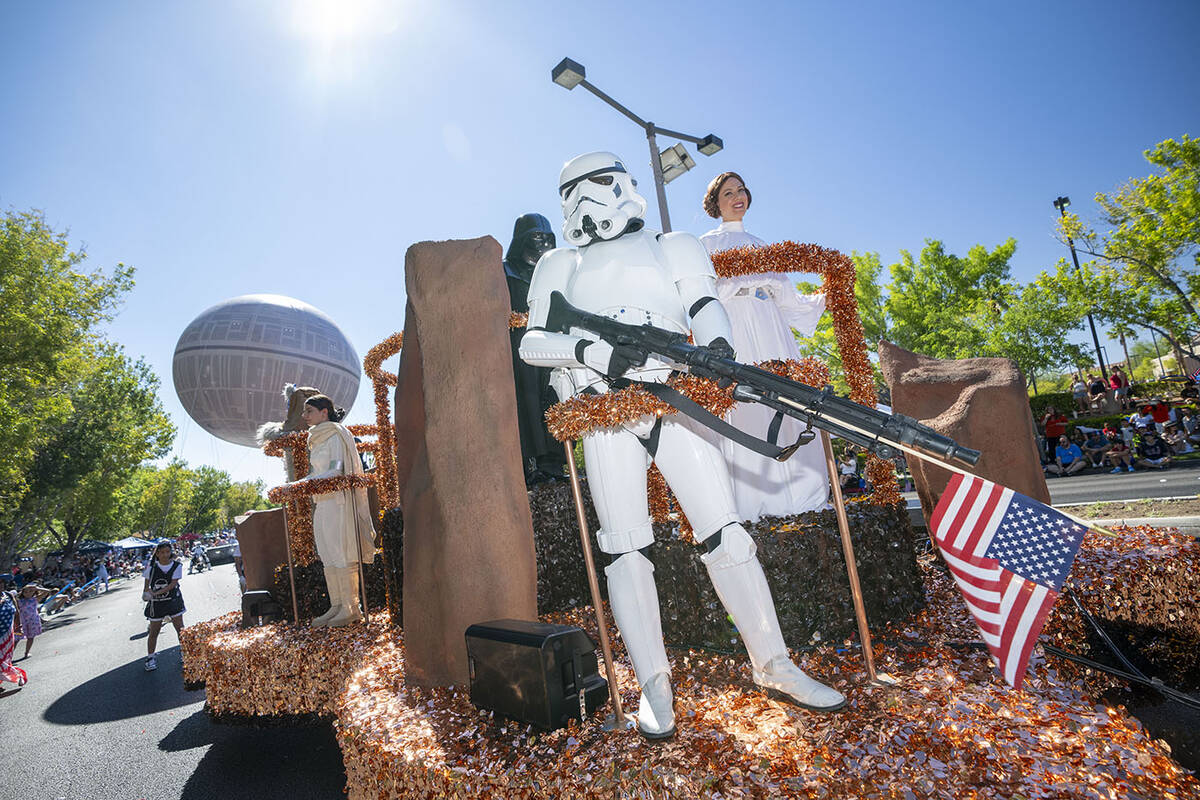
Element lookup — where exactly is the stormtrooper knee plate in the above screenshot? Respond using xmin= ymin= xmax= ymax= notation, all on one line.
xmin=700 ymin=524 xmax=845 ymax=712
xmin=604 ymin=550 xmax=674 ymax=739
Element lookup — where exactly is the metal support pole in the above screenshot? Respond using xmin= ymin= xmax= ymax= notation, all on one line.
xmin=281 ymin=504 xmax=301 ymax=626
xmin=1057 ymin=203 xmax=1107 ymax=381
xmin=563 ymin=440 xmax=628 ymax=728
xmin=645 ymin=126 xmax=672 ymax=233
xmin=819 ymin=432 xmax=877 ymax=682
xmin=351 ymin=483 xmax=370 ymax=624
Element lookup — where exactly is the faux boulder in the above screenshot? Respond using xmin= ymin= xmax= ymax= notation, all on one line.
xmin=877 ymin=341 xmax=1049 ymax=523
xmin=394 ymin=237 xmax=539 ymax=688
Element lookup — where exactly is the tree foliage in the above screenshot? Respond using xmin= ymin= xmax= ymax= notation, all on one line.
xmin=1055 ymin=135 xmax=1200 ymax=367
xmin=0 ymin=210 xmax=134 ymax=521
xmin=795 ymin=240 xmax=1087 ymax=392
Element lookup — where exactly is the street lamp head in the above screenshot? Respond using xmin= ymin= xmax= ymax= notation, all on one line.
xmin=697 ymin=134 xmax=723 ymax=156
xmin=552 ymin=58 xmax=586 ymax=90
xmin=1053 ymin=196 xmax=1070 ymax=212
xmin=659 ymin=143 xmax=696 ymax=184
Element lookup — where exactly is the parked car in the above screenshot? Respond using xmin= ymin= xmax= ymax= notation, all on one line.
xmin=206 ymin=543 xmax=238 ymax=565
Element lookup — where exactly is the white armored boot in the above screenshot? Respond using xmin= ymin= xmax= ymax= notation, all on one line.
xmin=605 ymin=551 xmax=675 ymax=739
xmin=701 ymin=525 xmax=845 ymax=712
xmin=310 ymin=567 xmax=342 ymax=628
xmin=327 ymin=566 xmax=364 ymax=627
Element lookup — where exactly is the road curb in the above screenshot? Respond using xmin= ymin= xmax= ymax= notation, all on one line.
xmin=906 ymin=505 xmax=1200 ymax=536
xmin=1084 ymin=516 xmax=1200 ymax=535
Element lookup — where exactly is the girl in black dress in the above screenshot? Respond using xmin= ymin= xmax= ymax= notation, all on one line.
xmin=141 ymin=542 xmax=185 ymax=672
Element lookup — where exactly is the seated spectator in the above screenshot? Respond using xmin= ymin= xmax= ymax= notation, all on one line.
xmin=1163 ymin=423 xmax=1193 ymax=454
xmin=1120 ymin=418 xmax=1136 ymax=447
xmin=1046 ymin=435 xmax=1087 ymax=476
xmin=838 ymin=449 xmax=860 ymax=491
xmin=1081 ymin=429 xmax=1112 ymax=467
xmin=1136 ymin=405 xmax=1157 ymax=430
xmin=1182 ymin=409 xmax=1200 ymax=445
xmin=1183 ymin=379 xmax=1200 ymax=400
xmin=1136 ymin=429 xmax=1173 ymax=470
xmin=1087 ymin=373 xmax=1108 ymax=407
xmin=1102 ymin=420 xmax=1121 ymax=441
xmin=1150 ymin=398 xmax=1174 ymax=432
xmin=1106 ymin=434 xmax=1135 ymax=473
xmin=1071 ymin=378 xmax=1088 ymax=414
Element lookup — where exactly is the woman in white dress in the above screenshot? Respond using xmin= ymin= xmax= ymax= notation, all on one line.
xmin=289 ymin=395 xmax=376 ymax=627
xmin=699 ymin=172 xmax=829 ymax=521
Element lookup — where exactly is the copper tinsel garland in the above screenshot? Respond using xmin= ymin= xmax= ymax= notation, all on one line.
xmin=362 ymin=333 xmax=404 ymax=516
xmin=267 ymin=472 xmax=375 ymax=504
xmin=261 ymin=432 xmax=317 ymax=565
xmin=712 ymin=242 xmax=899 ymax=506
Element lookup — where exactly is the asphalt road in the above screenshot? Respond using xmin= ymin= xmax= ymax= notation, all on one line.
xmin=901 ymin=458 xmax=1200 ymax=510
xmin=1043 ymin=456 xmax=1200 ymax=505
xmin=0 ymin=563 xmax=346 ymax=800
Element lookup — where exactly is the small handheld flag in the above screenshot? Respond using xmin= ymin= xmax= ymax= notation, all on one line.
xmin=930 ymin=474 xmax=1087 ymax=688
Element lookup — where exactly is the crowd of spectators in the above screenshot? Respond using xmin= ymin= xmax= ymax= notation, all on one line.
xmin=1038 ymin=387 xmax=1200 ymax=477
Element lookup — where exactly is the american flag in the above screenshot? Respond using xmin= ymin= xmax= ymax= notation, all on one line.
xmin=930 ymin=473 xmax=1088 ymax=688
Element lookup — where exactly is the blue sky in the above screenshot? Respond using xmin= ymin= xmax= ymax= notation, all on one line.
xmin=2 ymin=0 xmax=1198 ymax=485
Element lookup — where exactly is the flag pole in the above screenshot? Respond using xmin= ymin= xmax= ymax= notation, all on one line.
xmin=889 ymin=440 xmax=1118 ymax=539
xmin=766 ymin=394 xmax=1118 ymax=538
xmin=820 ymin=431 xmax=878 ymax=682
xmin=563 ymin=440 xmax=629 ymax=730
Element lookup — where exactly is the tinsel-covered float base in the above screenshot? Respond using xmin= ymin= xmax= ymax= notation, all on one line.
xmin=335 ymin=605 xmax=1199 ymax=799
xmin=180 ymin=525 xmax=1200 ymax=798
xmin=180 ymin=611 xmax=390 ymax=721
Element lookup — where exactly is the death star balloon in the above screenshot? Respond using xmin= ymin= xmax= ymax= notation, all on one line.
xmin=172 ymin=294 xmax=361 ymax=447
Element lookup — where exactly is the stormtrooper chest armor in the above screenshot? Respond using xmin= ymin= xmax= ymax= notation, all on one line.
xmin=565 ymin=231 xmax=689 ymax=335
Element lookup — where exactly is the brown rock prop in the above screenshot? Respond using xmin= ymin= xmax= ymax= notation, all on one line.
xmin=234 ymin=508 xmax=290 ymax=593
xmin=877 ymin=340 xmax=1049 ymax=524
xmin=394 ymin=237 xmax=538 ymax=687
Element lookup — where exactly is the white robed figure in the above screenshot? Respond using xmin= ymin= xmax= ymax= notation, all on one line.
xmin=699 ymin=171 xmax=829 ymax=522
xmin=288 ymin=394 xmax=376 ymax=627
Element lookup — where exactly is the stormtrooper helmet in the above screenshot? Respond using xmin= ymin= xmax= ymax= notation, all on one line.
xmin=558 ymin=151 xmax=647 ymax=245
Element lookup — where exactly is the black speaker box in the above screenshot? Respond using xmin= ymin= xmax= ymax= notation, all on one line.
xmin=241 ymin=590 xmax=285 ymax=628
xmin=465 ymin=619 xmax=608 ymax=730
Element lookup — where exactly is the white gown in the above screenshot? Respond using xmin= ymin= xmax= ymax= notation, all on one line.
xmin=700 ymin=220 xmax=829 ymax=521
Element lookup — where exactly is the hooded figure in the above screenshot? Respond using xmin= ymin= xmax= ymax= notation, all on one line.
xmin=256 ymin=384 xmax=322 ymax=481
xmin=504 ymin=213 xmax=567 ymax=485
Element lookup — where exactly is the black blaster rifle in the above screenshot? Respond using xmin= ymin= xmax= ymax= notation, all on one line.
xmin=545 ymin=291 xmax=980 ymax=468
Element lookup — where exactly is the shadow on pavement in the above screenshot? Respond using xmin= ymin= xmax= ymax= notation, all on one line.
xmin=42 ymin=645 xmax=198 ymax=725
xmin=168 ymin=712 xmax=347 ymax=799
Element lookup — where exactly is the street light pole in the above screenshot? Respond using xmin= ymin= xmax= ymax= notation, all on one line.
xmin=645 ymin=126 xmax=672 ymax=231
xmin=552 ymin=58 xmax=723 ymax=233
xmin=1054 ymin=196 xmax=1107 ymax=382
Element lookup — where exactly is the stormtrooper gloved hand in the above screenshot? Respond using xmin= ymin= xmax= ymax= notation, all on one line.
xmin=705 ymin=337 xmax=737 ymax=387
xmin=580 ymin=339 xmax=647 ymax=381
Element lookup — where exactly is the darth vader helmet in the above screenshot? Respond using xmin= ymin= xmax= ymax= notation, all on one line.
xmin=558 ymin=151 xmax=647 ymax=246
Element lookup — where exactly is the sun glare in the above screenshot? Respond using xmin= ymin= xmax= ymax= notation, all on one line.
xmin=288 ymin=0 xmax=404 ymax=85
xmin=290 ymin=0 xmax=402 ymax=47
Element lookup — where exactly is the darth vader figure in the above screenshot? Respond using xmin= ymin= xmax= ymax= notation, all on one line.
xmin=504 ymin=213 xmax=568 ymax=485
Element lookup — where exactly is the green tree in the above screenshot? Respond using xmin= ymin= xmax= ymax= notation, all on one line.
xmin=128 ymin=462 xmax=196 ymax=540
xmin=1057 ymin=135 xmax=1200 ymax=366
xmin=181 ymin=465 xmax=231 ymax=535
xmin=796 ymin=240 xmax=1086 ymax=394
xmin=219 ymin=480 xmax=275 ymax=529
xmin=0 ymin=210 xmax=133 ymax=521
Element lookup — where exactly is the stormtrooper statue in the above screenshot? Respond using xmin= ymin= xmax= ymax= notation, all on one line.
xmin=520 ymin=152 xmax=845 ymax=740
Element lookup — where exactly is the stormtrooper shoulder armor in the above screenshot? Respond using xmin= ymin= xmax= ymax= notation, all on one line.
xmin=659 ymin=231 xmax=718 ymax=283
xmin=525 ymin=247 xmax=580 ymax=330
